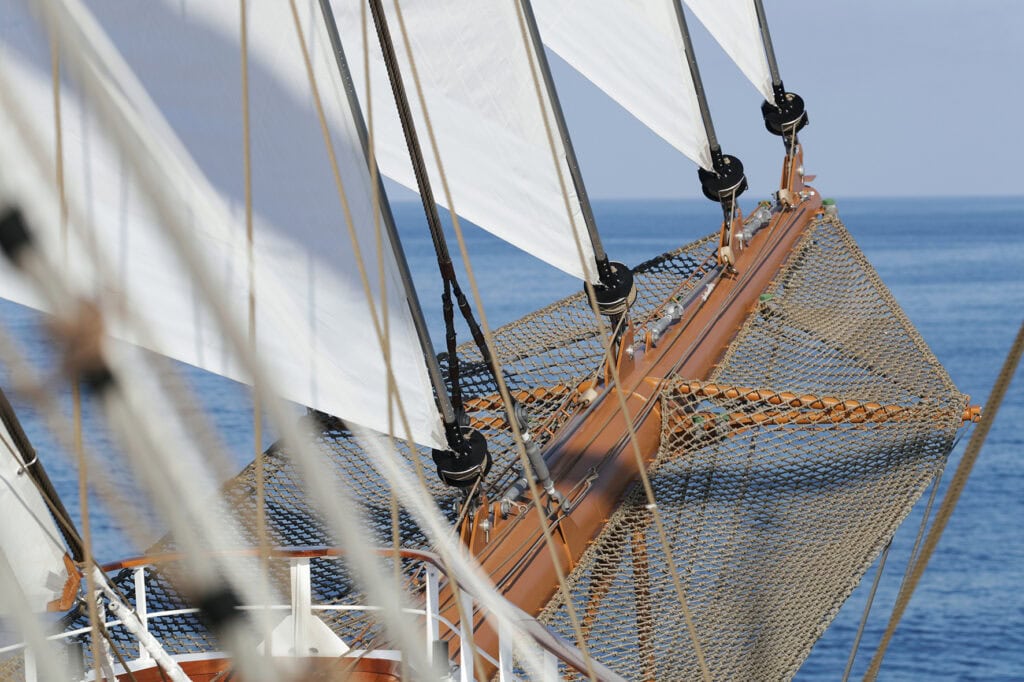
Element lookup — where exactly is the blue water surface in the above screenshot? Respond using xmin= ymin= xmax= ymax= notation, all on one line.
xmin=0 ymin=195 xmax=1020 ymax=679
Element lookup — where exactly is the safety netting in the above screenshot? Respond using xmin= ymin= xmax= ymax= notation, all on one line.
xmin=55 ymin=212 xmax=966 ymax=681
xmin=56 ymin=225 xmax=721 ymax=669
xmin=538 ymin=213 xmax=966 ymax=680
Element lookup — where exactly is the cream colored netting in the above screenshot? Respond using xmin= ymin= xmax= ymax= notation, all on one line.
xmin=538 ymin=214 xmax=966 ymax=680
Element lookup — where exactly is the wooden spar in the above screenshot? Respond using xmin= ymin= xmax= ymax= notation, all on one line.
xmin=436 ymin=167 xmax=823 ymax=669
xmin=464 ymin=380 xmax=982 ymax=431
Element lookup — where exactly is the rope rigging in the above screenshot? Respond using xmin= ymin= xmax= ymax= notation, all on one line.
xmin=367 ymin=0 xmax=514 ymax=490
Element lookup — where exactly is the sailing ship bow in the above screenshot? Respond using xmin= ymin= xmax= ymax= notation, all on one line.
xmin=0 ymin=0 xmax=979 ymax=680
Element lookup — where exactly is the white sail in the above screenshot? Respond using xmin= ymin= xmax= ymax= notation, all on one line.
xmin=0 ymin=0 xmax=446 ymax=450
xmin=683 ymin=0 xmax=774 ymax=101
xmin=534 ymin=0 xmax=713 ymax=170
xmin=332 ymin=0 xmax=599 ymax=283
xmin=0 ymin=418 xmax=68 ymax=613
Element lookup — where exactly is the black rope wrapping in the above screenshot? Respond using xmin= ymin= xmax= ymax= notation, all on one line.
xmin=441 ymin=270 xmax=509 ymax=450
xmin=441 ymin=279 xmax=464 ymax=448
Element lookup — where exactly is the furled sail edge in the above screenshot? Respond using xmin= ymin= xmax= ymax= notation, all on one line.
xmin=0 ymin=0 xmax=446 ymax=450
xmin=682 ymin=0 xmax=774 ymax=101
xmin=0 ymin=408 xmax=70 ymax=613
xmin=2 ymin=24 xmax=440 ymax=669
xmin=332 ymin=0 xmax=600 ymax=284
xmin=533 ymin=0 xmax=713 ymax=171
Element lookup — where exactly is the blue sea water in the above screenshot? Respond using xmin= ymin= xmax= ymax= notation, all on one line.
xmin=0 ymin=195 xmax=1020 ymax=679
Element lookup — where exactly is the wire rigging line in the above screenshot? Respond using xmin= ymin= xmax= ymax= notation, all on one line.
xmin=841 ymin=540 xmax=891 ymax=682
xmin=842 ymin=456 xmax=946 ymax=682
xmin=365 ymin=0 xmax=501 ymax=439
xmin=863 ymin=319 xmax=1024 ymax=681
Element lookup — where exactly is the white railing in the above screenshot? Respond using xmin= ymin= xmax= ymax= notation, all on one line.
xmin=0 ymin=547 xmax=624 ymax=682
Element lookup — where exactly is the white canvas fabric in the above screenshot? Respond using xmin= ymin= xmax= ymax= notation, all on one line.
xmin=534 ymin=0 xmax=713 ymax=170
xmin=0 ymin=419 xmax=68 ymax=613
xmin=0 ymin=0 xmax=446 ymax=449
xmin=683 ymin=0 xmax=774 ymax=101
xmin=332 ymin=0 xmax=599 ymax=283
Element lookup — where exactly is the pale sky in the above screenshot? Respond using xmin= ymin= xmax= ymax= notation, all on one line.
xmin=546 ymin=1 xmax=1023 ymax=200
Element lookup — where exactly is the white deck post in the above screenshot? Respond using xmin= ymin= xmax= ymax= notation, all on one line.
xmin=95 ymin=594 xmax=116 ymax=681
xmin=458 ymin=590 xmax=474 ymax=682
xmin=542 ymin=650 xmax=559 ymax=681
xmin=497 ymin=619 xmax=514 ymax=682
xmin=22 ymin=649 xmax=36 ymax=682
xmin=290 ymin=557 xmax=312 ymax=655
xmin=133 ymin=566 xmax=150 ymax=663
xmin=424 ymin=564 xmax=441 ymax=659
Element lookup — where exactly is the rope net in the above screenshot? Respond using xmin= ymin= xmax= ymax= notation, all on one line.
xmin=59 ymin=226 xmax=718 ymax=667
xmin=58 ymin=214 xmax=965 ymax=680
xmin=538 ymin=214 xmax=965 ymax=680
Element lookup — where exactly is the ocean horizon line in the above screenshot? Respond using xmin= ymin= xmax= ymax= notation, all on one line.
xmin=388 ymin=193 xmax=1024 ymax=207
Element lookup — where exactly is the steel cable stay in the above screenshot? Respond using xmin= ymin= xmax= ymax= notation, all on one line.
xmin=365 ymin=0 xmax=509 ymax=520
xmin=841 ymin=540 xmax=891 ymax=682
xmin=840 ymin=450 xmax=949 ymax=682
xmin=299 ymin=0 xmax=468 ymax=548
xmin=863 ymin=319 xmax=1024 ymax=681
